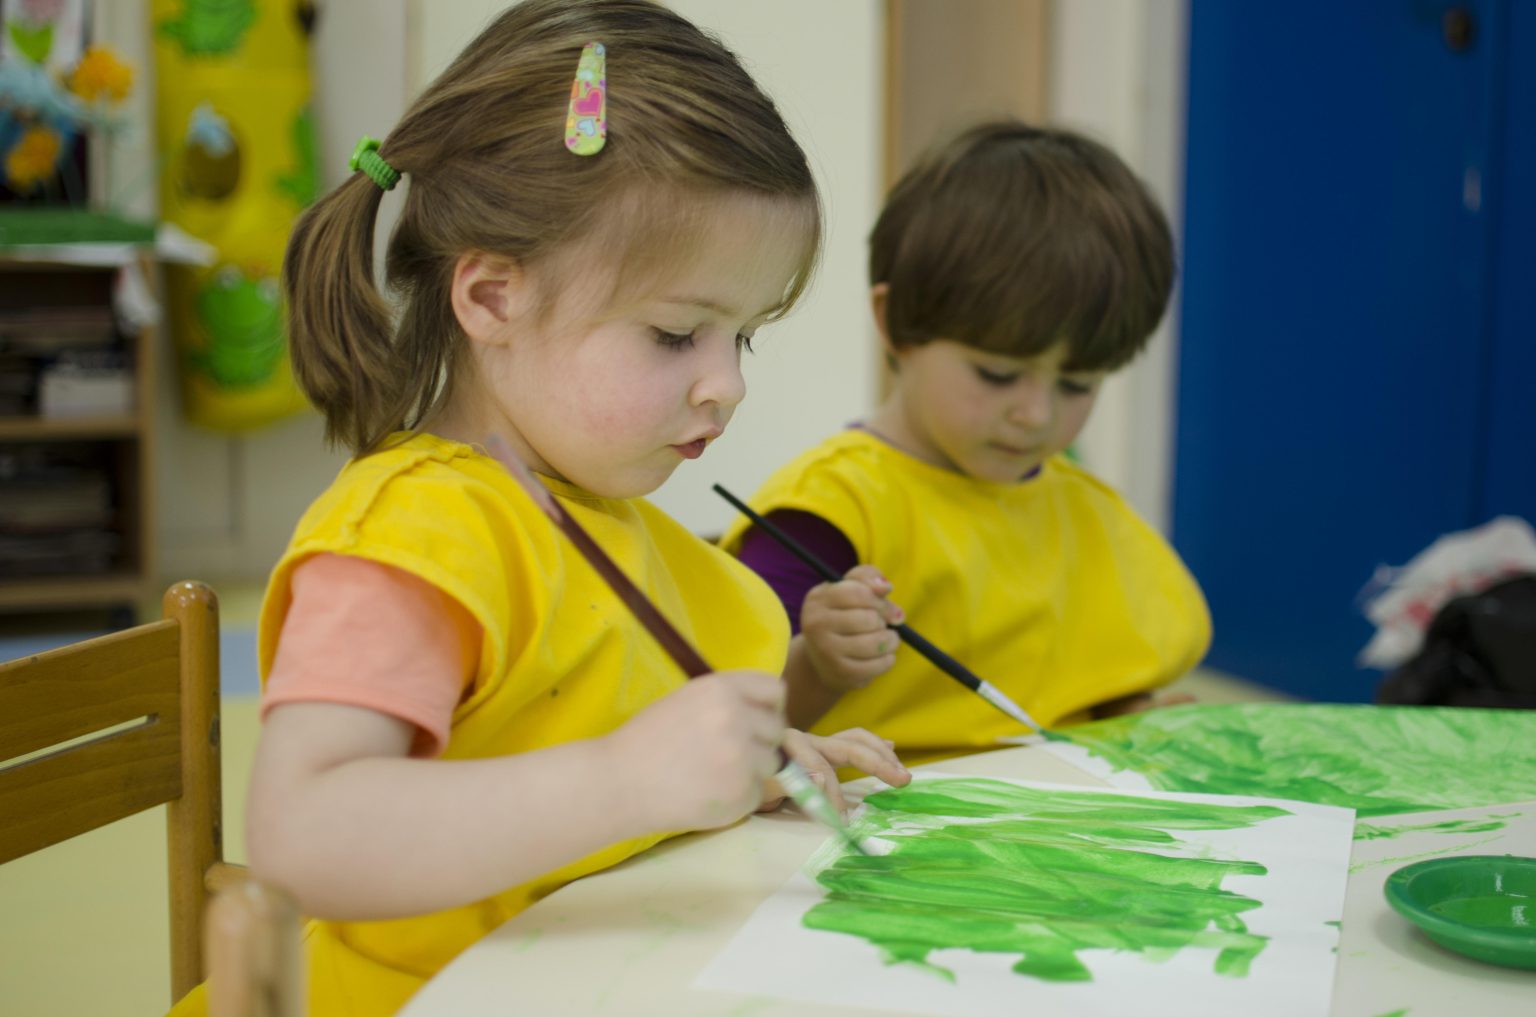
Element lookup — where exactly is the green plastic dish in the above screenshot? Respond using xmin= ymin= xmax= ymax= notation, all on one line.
xmin=1384 ymin=855 xmax=1536 ymax=970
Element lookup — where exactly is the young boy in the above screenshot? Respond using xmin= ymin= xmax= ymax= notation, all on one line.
xmin=723 ymin=121 xmax=1210 ymax=766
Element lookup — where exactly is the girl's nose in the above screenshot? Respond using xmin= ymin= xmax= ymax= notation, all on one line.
xmin=690 ymin=345 xmax=747 ymax=410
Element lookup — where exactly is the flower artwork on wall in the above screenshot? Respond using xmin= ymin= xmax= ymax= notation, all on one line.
xmin=0 ymin=0 xmax=133 ymax=202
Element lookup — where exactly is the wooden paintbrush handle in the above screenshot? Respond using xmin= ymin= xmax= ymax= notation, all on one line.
xmin=552 ymin=511 xmax=712 ymax=677
xmin=486 ymin=435 xmax=711 ymax=676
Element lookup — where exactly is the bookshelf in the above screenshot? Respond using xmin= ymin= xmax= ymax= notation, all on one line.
xmin=0 ymin=256 xmax=156 ymax=620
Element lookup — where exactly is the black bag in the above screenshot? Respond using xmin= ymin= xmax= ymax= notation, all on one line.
xmin=1377 ymin=574 xmax=1536 ymax=708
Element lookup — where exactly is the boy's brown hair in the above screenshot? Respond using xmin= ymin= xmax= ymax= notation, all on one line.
xmin=870 ymin=120 xmax=1173 ymax=371
xmin=284 ymin=0 xmax=821 ymax=455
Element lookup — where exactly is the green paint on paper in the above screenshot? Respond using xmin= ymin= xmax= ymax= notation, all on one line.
xmin=804 ymin=778 xmax=1288 ymax=982
xmin=1372 ymin=1010 xmax=1410 ymax=1017
xmin=1353 ymin=815 xmax=1518 ymax=841
xmin=1057 ymin=704 xmax=1536 ymax=817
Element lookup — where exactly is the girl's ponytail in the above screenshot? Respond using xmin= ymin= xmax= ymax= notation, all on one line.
xmin=282 ymin=168 xmax=404 ymax=453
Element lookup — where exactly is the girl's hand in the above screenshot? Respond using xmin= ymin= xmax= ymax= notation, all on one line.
xmin=801 ymin=565 xmax=905 ymax=693
xmin=606 ymin=670 xmax=785 ymax=833
xmin=760 ymin=727 xmax=911 ymax=816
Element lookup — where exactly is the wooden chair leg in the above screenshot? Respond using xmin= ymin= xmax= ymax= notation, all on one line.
xmin=165 ymin=581 xmax=223 ymax=1002
xmin=205 ymin=881 xmax=305 ymax=1017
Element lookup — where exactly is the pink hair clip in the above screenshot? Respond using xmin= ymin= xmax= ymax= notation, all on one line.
xmin=564 ymin=41 xmax=607 ymax=156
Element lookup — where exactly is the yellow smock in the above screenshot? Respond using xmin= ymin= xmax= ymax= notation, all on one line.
xmin=721 ymin=430 xmax=1210 ymax=766
xmin=173 ymin=432 xmax=788 ymax=1016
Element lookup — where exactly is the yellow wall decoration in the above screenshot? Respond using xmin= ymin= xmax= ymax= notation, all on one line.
xmin=152 ymin=0 xmax=317 ymax=431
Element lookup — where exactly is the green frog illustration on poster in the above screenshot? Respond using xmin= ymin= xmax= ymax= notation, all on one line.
xmin=153 ymin=0 xmax=318 ymax=429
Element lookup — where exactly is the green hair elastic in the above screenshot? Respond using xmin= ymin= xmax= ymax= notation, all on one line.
xmin=349 ymin=136 xmax=400 ymax=191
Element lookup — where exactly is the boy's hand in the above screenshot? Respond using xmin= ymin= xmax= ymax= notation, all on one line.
xmin=801 ymin=565 xmax=905 ymax=693
xmin=760 ymin=727 xmax=912 ymax=816
xmin=607 ymin=670 xmax=785 ymax=832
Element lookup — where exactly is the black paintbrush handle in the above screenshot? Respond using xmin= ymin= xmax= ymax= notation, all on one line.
xmin=713 ymin=484 xmax=841 ymax=583
xmin=714 ymin=483 xmax=984 ymax=693
xmin=888 ymin=622 xmax=983 ymax=693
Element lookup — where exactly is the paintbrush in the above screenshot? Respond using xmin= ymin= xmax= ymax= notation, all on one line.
xmin=713 ymin=483 xmax=1050 ymax=735
xmin=483 ymin=436 xmax=869 ymax=855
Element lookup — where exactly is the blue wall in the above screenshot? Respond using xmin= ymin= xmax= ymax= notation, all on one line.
xmin=1173 ymin=1 xmax=1533 ymax=701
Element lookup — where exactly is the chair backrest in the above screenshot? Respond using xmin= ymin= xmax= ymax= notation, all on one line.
xmin=0 ymin=580 xmax=224 ymax=1004
xmin=206 ymin=878 xmax=306 ymax=1017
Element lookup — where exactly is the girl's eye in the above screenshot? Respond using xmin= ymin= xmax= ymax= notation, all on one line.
xmin=653 ymin=328 xmax=696 ymax=350
xmin=975 ymin=367 xmax=1018 ymax=387
xmin=1058 ymin=377 xmax=1096 ymax=396
xmin=736 ymin=333 xmax=755 ymax=354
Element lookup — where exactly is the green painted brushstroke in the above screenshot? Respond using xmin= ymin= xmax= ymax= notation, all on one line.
xmin=1056 ymin=704 xmax=1536 ymax=817
xmin=1353 ymin=815 xmax=1518 ymax=841
xmin=804 ymin=778 xmax=1288 ymax=982
xmin=1372 ymin=1010 xmax=1410 ymax=1017
xmin=1349 ymin=834 xmax=1504 ymax=873
xmin=1429 ymin=894 xmax=1534 ymax=930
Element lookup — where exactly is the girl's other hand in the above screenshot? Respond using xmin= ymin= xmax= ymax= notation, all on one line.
xmin=759 ymin=727 xmax=911 ymax=816
xmin=605 ymin=669 xmax=785 ymax=832
xmin=801 ymin=565 xmax=905 ymax=693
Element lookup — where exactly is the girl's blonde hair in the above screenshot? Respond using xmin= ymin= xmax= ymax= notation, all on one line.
xmin=285 ymin=0 xmax=822 ymax=454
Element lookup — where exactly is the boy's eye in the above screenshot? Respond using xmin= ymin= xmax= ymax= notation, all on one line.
xmin=975 ymin=367 xmax=1019 ymax=387
xmin=736 ymin=333 xmax=755 ymax=354
xmin=653 ymin=328 xmax=696 ymax=350
xmin=1057 ymin=377 xmax=1096 ymax=396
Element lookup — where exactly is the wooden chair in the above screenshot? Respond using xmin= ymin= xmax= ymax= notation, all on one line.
xmin=0 ymin=580 xmax=244 ymax=1006
xmin=205 ymin=878 xmax=305 ymax=1017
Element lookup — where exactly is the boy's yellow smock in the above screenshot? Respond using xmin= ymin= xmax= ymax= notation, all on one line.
xmin=721 ymin=430 xmax=1209 ymax=765
xmin=174 ymin=433 xmax=787 ymax=1017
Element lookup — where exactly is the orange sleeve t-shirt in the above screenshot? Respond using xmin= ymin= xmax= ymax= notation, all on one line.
xmin=262 ymin=553 xmax=481 ymax=758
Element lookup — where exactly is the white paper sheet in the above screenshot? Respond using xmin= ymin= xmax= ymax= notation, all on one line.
xmin=1333 ymin=801 xmax=1536 ymax=1017
xmin=696 ymin=773 xmax=1355 ymax=1017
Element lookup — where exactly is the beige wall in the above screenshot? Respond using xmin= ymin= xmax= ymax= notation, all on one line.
xmin=1050 ymin=0 xmax=1187 ymax=534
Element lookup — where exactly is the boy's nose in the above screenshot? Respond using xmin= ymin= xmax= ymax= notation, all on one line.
xmin=1006 ymin=379 xmax=1054 ymax=430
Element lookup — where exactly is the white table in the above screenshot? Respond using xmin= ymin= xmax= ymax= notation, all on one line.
xmin=401 ymin=743 xmax=1535 ymax=1016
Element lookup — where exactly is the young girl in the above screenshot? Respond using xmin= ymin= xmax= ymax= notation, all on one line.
xmin=723 ymin=121 xmax=1211 ymax=767
xmin=172 ymin=3 xmax=908 ymax=1014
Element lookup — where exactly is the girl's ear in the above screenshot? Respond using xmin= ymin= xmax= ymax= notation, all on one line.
xmin=451 ymin=253 xmax=533 ymax=346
